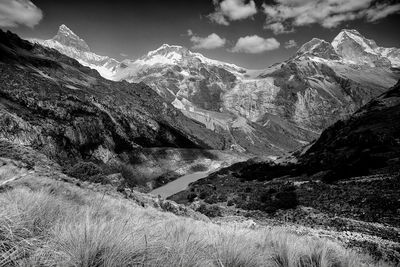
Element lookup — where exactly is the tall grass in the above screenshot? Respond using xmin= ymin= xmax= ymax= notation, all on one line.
xmin=0 ymin=178 xmax=386 ymax=266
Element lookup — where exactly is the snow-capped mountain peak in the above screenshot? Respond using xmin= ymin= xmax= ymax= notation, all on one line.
xmin=53 ymin=24 xmax=91 ymax=52
xmin=331 ymin=29 xmax=395 ymax=67
xmin=148 ymin=44 xmax=188 ymax=57
xmin=131 ymin=43 xmax=246 ymax=74
xmin=31 ymin=25 xmax=120 ymax=79
xmin=332 ymin=29 xmax=378 ymax=55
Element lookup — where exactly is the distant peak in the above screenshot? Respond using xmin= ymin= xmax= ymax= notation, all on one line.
xmin=59 ymin=24 xmax=71 ymax=31
xmin=53 ymin=24 xmax=90 ymax=52
xmin=57 ymin=24 xmax=76 ymax=37
xmin=340 ymin=29 xmax=361 ymax=35
xmin=332 ymin=28 xmax=378 ymax=52
xmin=147 ymin=44 xmax=189 ymax=57
xmin=297 ymin=37 xmax=340 ymax=60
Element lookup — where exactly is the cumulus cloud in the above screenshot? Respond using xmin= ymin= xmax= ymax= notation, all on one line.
xmin=0 ymin=0 xmax=43 ymax=28
xmin=231 ymin=35 xmax=280 ymax=53
xmin=208 ymin=0 xmax=257 ymax=25
xmin=188 ymin=30 xmax=226 ymax=50
xmin=284 ymin=39 xmax=297 ymax=49
xmin=263 ymin=0 xmax=400 ymax=34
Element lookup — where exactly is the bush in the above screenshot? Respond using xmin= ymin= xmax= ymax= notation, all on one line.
xmin=197 ymin=203 xmax=222 ymax=217
xmin=275 ymin=191 xmax=298 ymax=210
xmin=66 ymin=162 xmax=102 ymax=181
xmin=118 ymin=164 xmax=147 ymax=187
xmin=187 ymin=193 xmax=197 ymax=202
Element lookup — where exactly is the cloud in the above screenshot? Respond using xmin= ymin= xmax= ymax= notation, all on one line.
xmin=365 ymin=3 xmax=400 ymax=21
xmin=264 ymin=22 xmax=293 ymax=34
xmin=120 ymin=53 xmax=128 ymax=57
xmin=208 ymin=0 xmax=257 ymax=25
xmin=189 ymin=31 xmax=226 ymax=50
xmin=0 ymin=0 xmax=43 ymax=28
xmin=284 ymin=39 xmax=297 ymax=49
xmin=231 ymin=35 xmax=280 ymax=53
xmin=263 ymin=0 xmax=400 ymax=34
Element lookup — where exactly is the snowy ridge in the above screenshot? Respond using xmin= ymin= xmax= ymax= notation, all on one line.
xmin=31 ymin=25 xmax=120 ymax=80
xmin=136 ymin=43 xmax=246 ymax=74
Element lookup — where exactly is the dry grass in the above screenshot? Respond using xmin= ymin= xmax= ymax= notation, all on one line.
xmin=0 ymin=177 xmax=387 ymax=267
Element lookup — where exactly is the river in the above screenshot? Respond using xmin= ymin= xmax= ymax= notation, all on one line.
xmin=150 ymin=171 xmax=209 ymax=198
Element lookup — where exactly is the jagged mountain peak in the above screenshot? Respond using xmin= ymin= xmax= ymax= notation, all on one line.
xmin=146 ymin=43 xmax=190 ymax=58
xmin=332 ymin=29 xmax=378 ymax=53
xmin=53 ymin=24 xmax=90 ymax=52
xmin=137 ymin=43 xmax=241 ymax=70
xmin=57 ymin=24 xmax=74 ymax=35
xmin=331 ymin=28 xmax=393 ymax=67
xmin=296 ymin=37 xmax=340 ymax=60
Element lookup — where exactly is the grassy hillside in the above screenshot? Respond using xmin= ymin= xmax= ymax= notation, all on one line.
xmin=0 ymin=153 xmax=386 ymax=266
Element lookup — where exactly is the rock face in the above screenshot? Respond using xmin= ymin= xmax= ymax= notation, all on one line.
xmin=0 ymin=30 xmax=229 ymax=168
xmin=301 ymin=80 xmax=400 ymax=176
xmin=33 ymin=25 xmax=400 ymax=156
xmin=31 ymin=25 xmax=120 ymax=79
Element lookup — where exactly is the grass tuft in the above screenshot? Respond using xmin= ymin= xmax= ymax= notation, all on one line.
xmin=0 ymin=177 xmax=388 ymax=266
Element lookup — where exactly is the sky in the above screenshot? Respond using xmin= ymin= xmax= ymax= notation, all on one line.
xmin=1 ymin=0 xmax=400 ymax=69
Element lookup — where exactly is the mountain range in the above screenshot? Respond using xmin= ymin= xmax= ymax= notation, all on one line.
xmin=32 ymin=25 xmax=400 ymax=156
xmin=0 ymin=29 xmax=238 ymax=188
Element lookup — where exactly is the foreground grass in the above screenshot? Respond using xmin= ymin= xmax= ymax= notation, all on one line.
xmin=0 ymin=177 xmax=385 ymax=266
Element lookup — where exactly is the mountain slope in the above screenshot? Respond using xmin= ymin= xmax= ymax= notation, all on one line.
xmin=31 ymin=25 xmax=120 ymax=79
xmin=0 ymin=29 xmax=230 ymax=179
xmin=300 ymin=80 xmax=400 ymax=176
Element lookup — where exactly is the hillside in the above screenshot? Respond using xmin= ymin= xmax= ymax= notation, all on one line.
xmin=0 ymin=29 xmax=239 ymax=190
xmin=0 ymin=139 xmax=388 ymax=266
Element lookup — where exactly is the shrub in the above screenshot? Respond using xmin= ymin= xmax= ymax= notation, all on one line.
xmin=275 ymin=191 xmax=298 ymax=210
xmin=187 ymin=193 xmax=197 ymax=202
xmin=197 ymin=203 xmax=222 ymax=217
xmin=0 ymin=176 xmax=386 ymax=266
xmin=66 ymin=161 xmax=102 ymax=181
xmin=118 ymin=163 xmax=148 ymax=187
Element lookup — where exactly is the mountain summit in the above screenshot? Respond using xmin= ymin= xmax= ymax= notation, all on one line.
xmin=296 ymin=38 xmax=340 ymax=60
xmin=331 ymin=29 xmax=398 ymax=67
xmin=31 ymin=25 xmax=120 ymax=79
xmin=53 ymin=24 xmax=91 ymax=52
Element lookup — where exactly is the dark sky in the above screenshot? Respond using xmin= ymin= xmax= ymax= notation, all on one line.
xmin=7 ymin=0 xmax=400 ymax=69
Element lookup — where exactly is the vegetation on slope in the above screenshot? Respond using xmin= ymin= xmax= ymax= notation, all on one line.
xmin=0 ymin=157 xmax=385 ymax=266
